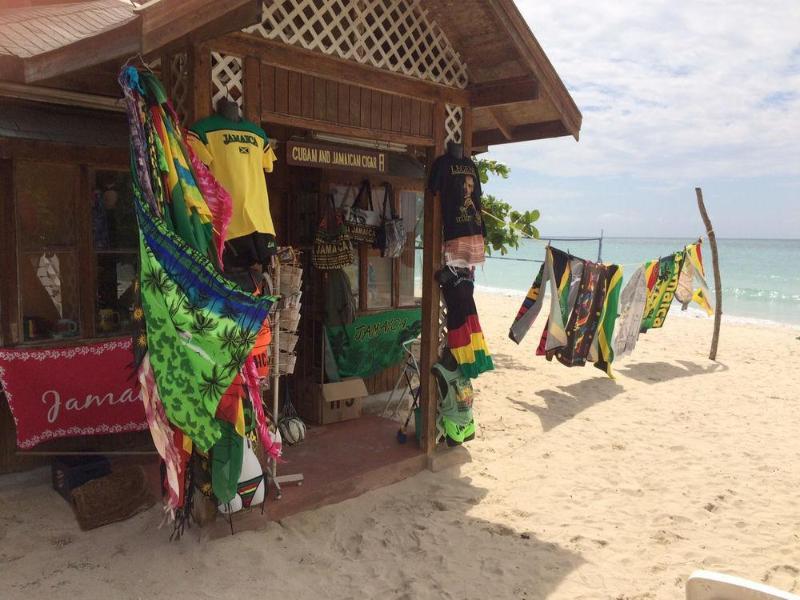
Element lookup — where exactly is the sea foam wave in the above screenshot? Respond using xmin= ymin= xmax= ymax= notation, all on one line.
xmin=725 ymin=287 xmax=800 ymax=302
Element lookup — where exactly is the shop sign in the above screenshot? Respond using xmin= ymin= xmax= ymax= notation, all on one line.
xmin=287 ymin=140 xmax=387 ymax=174
xmin=0 ymin=339 xmax=148 ymax=449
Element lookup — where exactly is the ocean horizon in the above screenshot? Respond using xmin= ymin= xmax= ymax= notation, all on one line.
xmin=463 ymin=237 xmax=800 ymax=327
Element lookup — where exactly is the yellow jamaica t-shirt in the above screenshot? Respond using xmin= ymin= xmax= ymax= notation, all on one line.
xmin=187 ymin=114 xmax=277 ymax=240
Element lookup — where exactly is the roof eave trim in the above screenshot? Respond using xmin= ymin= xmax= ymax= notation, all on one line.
xmin=8 ymin=0 xmax=261 ymax=85
xmin=489 ymin=0 xmax=582 ymax=140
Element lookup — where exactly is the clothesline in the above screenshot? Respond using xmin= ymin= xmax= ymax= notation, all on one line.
xmin=420 ymin=207 xmax=705 ymax=269
xmin=479 ymin=208 xmax=706 ymax=267
xmin=480 ymin=209 xmax=603 ymax=244
xmin=481 ymin=255 xmax=646 ymax=267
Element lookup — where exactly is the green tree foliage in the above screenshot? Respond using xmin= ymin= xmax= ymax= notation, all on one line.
xmin=475 ymin=158 xmax=540 ymax=255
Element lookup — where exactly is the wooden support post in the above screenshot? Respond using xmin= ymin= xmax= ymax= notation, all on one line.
xmin=695 ymin=187 xmax=722 ymax=360
xmin=0 ymin=159 xmax=17 ymax=346
xmin=419 ymin=102 xmax=446 ymax=456
xmin=462 ymin=106 xmax=474 ymax=153
xmin=191 ymin=43 xmax=211 ymax=123
xmin=244 ymin=55 xmax=261 ymax=123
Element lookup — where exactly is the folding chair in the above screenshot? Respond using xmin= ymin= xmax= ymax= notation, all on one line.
xmin=686 ymin=570 xmax=800 ymax=600
xmin=381 ymin=337 xmax=421 ymax=418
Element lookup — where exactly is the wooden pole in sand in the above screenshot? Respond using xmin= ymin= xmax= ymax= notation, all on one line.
xmin=695 ymin=187 xmax=722 ymax=360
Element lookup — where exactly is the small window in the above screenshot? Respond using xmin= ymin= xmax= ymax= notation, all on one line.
xmin=92 ymin=170 xmax=138 ymax=336
xmin=366 ymin=249 xmax=392 ymax=309
xmin=365 ymin=184 xmax=392 ymax=309
xmin=16 ymin=162 xmax=81 ymax=342
xmin=398 ymin=190 xmax=423 ymax=306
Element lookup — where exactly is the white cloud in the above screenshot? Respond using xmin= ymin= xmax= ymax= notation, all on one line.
xmin=487 ymin=0 xmax=800 ymax=182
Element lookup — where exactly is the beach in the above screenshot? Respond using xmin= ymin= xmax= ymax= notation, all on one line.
xmin=1 ymin=291 xmax=799 ymax=600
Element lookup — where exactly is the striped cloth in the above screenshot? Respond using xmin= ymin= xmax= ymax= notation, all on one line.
xmin=444 ymin=234 xmax=485 ymax=268
xmin=441 ymin=270 xmax=494 ymax=379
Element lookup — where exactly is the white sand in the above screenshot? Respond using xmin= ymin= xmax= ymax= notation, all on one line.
xmin=2 ymin=291 xmax=799 ymax=600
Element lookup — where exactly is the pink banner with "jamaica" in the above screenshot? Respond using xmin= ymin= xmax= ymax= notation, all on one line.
xmin=0 ymin=339 xmax=147 ymax=449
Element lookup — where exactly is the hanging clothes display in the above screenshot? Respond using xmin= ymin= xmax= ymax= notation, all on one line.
xmin=119 ymin=67 xmax=279 ymax=523
xmin=428 ymin=153 xmax=486 ymax=268
xmin=675 ymin=242 xmax=714 ymax=315
xmin=509 ymin=246 xmax=575 ymax=350
xmin=640 ymin=251 xmax=684 ymax=332
xmin=589 ymin=264 xmax=623 ymax=377
xmin=432 ymin=350 xmax=476 ymax=445
xmin=613 ymin=265 xmax=648 ymax=359
xmin=437 ymin=267 xmax=494 ymax=378
xmin=509 ymin=246 xmax=622 ymax=378
xmin=612 ymin=242 xmax=715 ymax=361
xmin=188 ymin=112 xmax=278 ymax=260
xmin=553 ymin=261 xmax=609 ymax=366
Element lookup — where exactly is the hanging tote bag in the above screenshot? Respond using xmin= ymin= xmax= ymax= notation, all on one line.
xmin=312 ymin=195 xmax=354 ymax=270
xmin=345 ymin=179 xmax=380 ymax=245
xmin=376 ymin=182 xmax=406 ymax=258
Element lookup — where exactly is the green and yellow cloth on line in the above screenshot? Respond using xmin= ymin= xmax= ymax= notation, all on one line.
xmin=508 ymin=246 xmax=623 ymax=378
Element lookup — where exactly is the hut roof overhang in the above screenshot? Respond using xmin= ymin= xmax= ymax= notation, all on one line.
xmin=0 ymin=0 xmax=261 ymax=84
xmin=429 ymin=0 xmax=582 ymax=144
xmin=0 ymin=0 xmax=581 ymax=147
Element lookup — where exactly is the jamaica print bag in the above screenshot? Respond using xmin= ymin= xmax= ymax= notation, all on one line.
xmin=313 ymin=194 xmax=354 ymax=270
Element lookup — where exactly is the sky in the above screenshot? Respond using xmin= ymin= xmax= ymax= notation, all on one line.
xmin=483 ymin=0 xmax=800 ymax=239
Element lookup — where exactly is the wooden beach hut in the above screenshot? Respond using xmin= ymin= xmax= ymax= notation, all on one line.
xmin=0 ymin=0 xmax=581 ymax=527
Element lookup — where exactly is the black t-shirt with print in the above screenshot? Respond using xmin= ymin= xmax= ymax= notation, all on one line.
xmin=428 ymin=154 xmax=485 ymax=241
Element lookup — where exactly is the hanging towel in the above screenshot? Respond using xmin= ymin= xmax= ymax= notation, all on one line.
xmin=590 ymin=264 xmax=623 ymax=377
xmin=641 ymin=251 xmax=684 ymax=332
xmin=509 ymin=246 xmax=574 ymax=347
xmin=614 ymin=265 xmax=648 ymax=359
xmin=510 ymin=247 xmax=622 ymax=378
xmin=675 ymin=242 xmax=714 ymax=315
xmin=538 ymin=253 xmax=585 ymax=356
xmin=553 ymin=261 xmax=610 ymax=367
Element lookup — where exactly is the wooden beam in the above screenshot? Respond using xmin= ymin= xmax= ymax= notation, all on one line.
xmin=469 ymin=76 xmax=539 ymax=108
xmin=488 ymin=0 xmax=582 ymax=139
xmin=462 ymin=106 xmax=474 ymax=155
xmin=260 ymin=110 xmax=434 ymax=147
xmin=0 ymin=139 xmax=129 ymax=166
xmin=420 ymin=102 xmax=446 ymax=458
xmin=214 ymin=33 xmax=471 ymax=107
xmin=191 ymin=43 xmax=211 ymax=122
xmin=487 ymin=108 xmax=513 ymax=141
xmin=243 ymin=55 xmax=261 ymax=123
xmin=23 ymin=19 xmax=142 ymax=84
xmin=471 ymin=119 xmax=570 ymax=147
xmin=0 ymin=82 xmax=124 ymax=113
xmin=0 ymin=56 xmax=25 ymax=83
xmin=140 ymin=0 xmax=261 ymax=55
xmin=20 ymin=0 xmax=259 ymax=84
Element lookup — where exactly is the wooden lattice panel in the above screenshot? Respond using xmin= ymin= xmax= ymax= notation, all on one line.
xmin=438 ymin=298 xmax=447 ymax=354
xmin=169 ymin=51 xmax=190 ymax=125
xmin=244 ymin=0 xmax=468 ymax=89
xmin=211 ymin=52 xmax=244 ymax=110
xmin=444 ymin=104 xmax=463 ymax=144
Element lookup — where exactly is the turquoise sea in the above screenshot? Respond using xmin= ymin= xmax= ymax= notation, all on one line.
xmin=471 ymin=238 xmax=800 ymax=327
